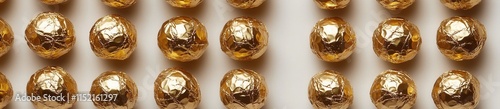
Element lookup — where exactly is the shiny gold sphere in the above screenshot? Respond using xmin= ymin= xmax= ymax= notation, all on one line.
xmin=310 ymin=17 xmax=356 ymax=62
xmin=226 ymin=0 xmax=266 ymax=9
xmin=166 ymin=0 xmax=203 ymax=8
xmin=220 ymin=17 xmax=268 ymax=61
xmin=90 ymin=71 xmax=138 ymax=109
xmin=158 ymin=16 xmax=208 ymax=62
xmin=220 ymin=69 xmax=267 ymax=109
xmin=308 ymin=70 xmax=353 ymax=109
xmin=373 ymin=17 xmax=421 ymax=64
xmin=441 ymin=0 xmax=481 ymax=10
xmin=313 ymin=0 xmax=350 ymax=10
xmin=437 ymin=16 xmax=486 ymax=61
xmin=25 ymin=12 xmax=75 ymax=59
xmin=101 ymin=0 xmax=136 ymax=8
xmin=432 ymin=70 xmax=480 ymax=109
xmin=370 ymin=69 xmax=417 ymax=109
xmin=26 ymin=66 xmax=78 ymax=109
xmin=0 ymin=72 xmax=12 ymax=108
xmin=90 ymin=14 xmax=137 ymax=60
xmin=154 ymin=67 xmax=201 ymax=109
xmin=40 ymin=0 xmax=68 ymax=5
xmin=0 ymin=18 xmax=13 ymax=57
xmin=377 ymin=0 xmax=415 ymax=10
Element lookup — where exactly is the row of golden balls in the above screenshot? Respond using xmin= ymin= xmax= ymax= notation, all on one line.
xmin=0 ymin=66 xmax=480 ymax=109
xmin=0 ymin=12 xmax=487 ymax=63
xmin=0 ymin=0 xmax=482 ymax=10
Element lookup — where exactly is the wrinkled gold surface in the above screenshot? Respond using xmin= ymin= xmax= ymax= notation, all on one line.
xmin=25 ymin=12 xmax=75 ymax=59
xmin=40 ymin=0 xmax=68 ymax=5
xmin=377 ymin=0 xmax=415 ymax=10
xmin=220 ymin=17 xmax=268 ymax=61
xmin=90 ymin=14 xmax=137 ymax=60
xmin=166 ymin=0 xmax=203 ymax=8
xmin=90 ymin=71 xmax=138 ymax=109
xmin=154 ymin=67 xmax=201 ymax=109
xmin=308 ymin=70 xmax=353 ymax=109
xmin=101 ymin=0 xmax=136 ymax=8
xmin=220 ymin=69 xmax=267 ymax=109
xmin=26 ymin=66 xmax=77 ymax=109
xmin=440 ymin=0 xmax=481 ymax=10
xmin=313 ymin=0 xmax=350 ymax=10
xmin=432 ymin=70 xmax=480 ymax=109
xmin=437 ymin=16 xmax=486 ymax=61
xmin=0 ymin=18 xmax=13 ymax=57
xmin=310 ymin=17 xmax=356 ymax=62
xmin=158 ymin=16 xmax=208 ymax=62
xmin=373 ymin=17 xmax=421 ymax=64
xmin=370 ymin=69 xmax=417 ymax=109
xmin=0 ymin=72 xmax=12 ymax=108
xmin=226 ymin=0 xmax=266 ymax=9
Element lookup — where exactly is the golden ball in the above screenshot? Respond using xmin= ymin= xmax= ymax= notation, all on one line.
xmin=220 ymin=69 xmax=267 ymax=109
xmin=313 ymin=0 xmax=350 ymax=10
xmin=370 ymin=69 xmax=417 ymax=109
xmin=40 ymin=0 xmax=68 ymax=5
xmin=0 ymin=72 xmax=12 ymax=108
xmin=310 ymin=17 xmax=356 ymax=62
xmin=432 ymin=70 xmax=480 ymax=109
xmin=166 ymin=0 xmax=203 ymax=8
xmin=101 ymin=0 xmax=136 ymax=8
xmin=90 ymin=71 xmax=138 ymax=109
xmin=25 ymin=12 xmax=75 ymax=59
xmin=437 ymin=16 xmax=486 ymax=61
xmin=308 ymin=70 xmax=353 ymax=109
xmin=154 ymin=67 xmax=201 ymax=109
xmin=90 ymin=14 xmax=137 ymax=60
xmin=158 ymin=16 xmax=208 ymax=62
xmin=26 ymin=66 xmax=78 ymax=109
xmin=376 ymin=0 xmax=415 ymax=10
xmin=441 ymin=0 xmax=481 ymax=10
xmin=373 ymin=17 xmax=421 ymax=64
xmin=226 ymin=0 xmax=266 ymax=9
xmin=220 ymin=17 xmax=268 ymax=61
xmin=0 ymin=18 xmax=13 ymax=57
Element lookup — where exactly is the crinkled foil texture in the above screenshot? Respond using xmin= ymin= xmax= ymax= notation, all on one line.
xmin=90 ymin=14 xmax=137 ymax=60
xmin=437 ymin=16 xmax=486 ymax=61
xmin=220 ymin=69 xmax=267 ymax=109
xmin=310 ymin=17 xmax=356 ymax=62
xmin=154 ymin=68 xmax=201 ymax=109
xmin=26 ymin=66 xmax=77 ymax=109
xmin=308 ymin=70 xmax=353 ymax=109
xmin=0 ymin=18 xmax=13 ymax=57
xmin=440 ymin=0 xmax=481 ymax=10
xmin=220 ymin=17 xmax=268 ymax=61
xmin=373 ymin=17 xmax=421 ymax=64
xmin=370 ymin=70 xmax=417 ymax=109
xmin=226 ymin=0 xmax=266 ymax=9
xmin=166 ymin=0 xmax=203 ymax=8
xmin=313 ymin=0 xmax=351 ymax=10
xmin=432 ymin=70 xmax=480 ymax=109
xmin=90 ymin=71 xmax=138 ymax=109
xmin=158 ymin=16 xmax=208 ymax=62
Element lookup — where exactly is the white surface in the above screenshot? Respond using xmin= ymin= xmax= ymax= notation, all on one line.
xmin=0 ymin=0 xmax=498 ymax=108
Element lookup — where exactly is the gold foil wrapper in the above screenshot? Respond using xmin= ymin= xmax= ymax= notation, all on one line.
xmin=158 ymin=16 xmax=208 ymax=62
xmin=370 ymin=69 xmax=417 ymax=109
xmin=313 ymin=0 xmax=350 ymax=10
xmin=40 ymin=0 xmax=68 ymax=5
xmin=377 ymin=0 xmax=415 ymax=10
xmin=166 ymin=0 xmax=203 ymax=8
xmin=90 ymin=14 xmax=137 ymax=60
xmin=437 ymin=16 xmax=486 ymax=61
xmin=0 ymin=18 xmax=13 ymax=57
xmin=440 ymin=0 xmax=481 ymax=10
xmin=0 ymin=72 xmax=12 ymax=108
xmin=226 ymin=0 xmax=266 ymax=9
xmin=308 ymin=70 xmax=353 ymax=109
xmin=25 ymin=12 xmax=75 ymax=59
xmin=220 ymin=17 xmax=268 ymax=61
xmin=310 ymin=17 xmax=356 ymax=62
xmin=373 ymin=17 xmax=421 ymax=64
xmin=220 ymin=69 xmax=267 ymax=109
xmin=154 ymin=67 xmax=201 ymax=109
xmin=90 ymin=71 xmax=138 ymax=109
xmin=432 ymin=70 xmax=480 ymax=109
xmin=101 ymin=0 xmax=136 ymax=8
xmin=26 ymin=66 xmax=78 ymax=109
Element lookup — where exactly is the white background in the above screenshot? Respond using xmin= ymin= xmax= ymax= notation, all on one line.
xmin=0 ymin=0 xmax=498 ymax=108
